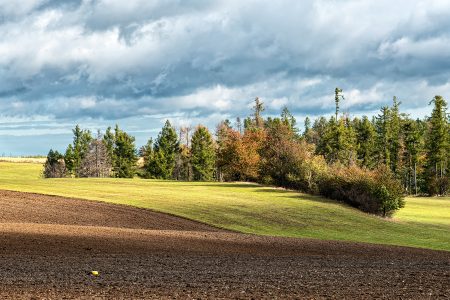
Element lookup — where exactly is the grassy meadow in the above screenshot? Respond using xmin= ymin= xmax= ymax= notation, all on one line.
xmin=0 ymin=161 xmax=449 ymax=251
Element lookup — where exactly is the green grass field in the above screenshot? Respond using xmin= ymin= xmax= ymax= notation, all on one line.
xmin=0 ymin=161 xmax=449 ymax=251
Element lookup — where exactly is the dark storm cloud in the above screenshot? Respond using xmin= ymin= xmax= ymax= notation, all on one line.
xmin=0 ymin=0 xmax=450 ymax=154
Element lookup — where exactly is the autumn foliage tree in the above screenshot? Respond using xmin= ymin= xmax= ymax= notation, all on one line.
xmin=216 ymin=121 xmax=240 ymax=181
xmin=260 ymin=119 xmax=299 ymax=186
xmin=216 ymin=123 xmax=264 ymax=182
xmin=259 ymin=119 xmax=326 ymax=192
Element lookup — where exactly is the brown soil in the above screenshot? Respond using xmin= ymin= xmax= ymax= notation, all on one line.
xmin=0 ymin=189 xmax=449 ymax=299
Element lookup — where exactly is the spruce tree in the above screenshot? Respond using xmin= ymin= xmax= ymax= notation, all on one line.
xmin=64 ymin=144 xmax=75 ymax=176
xmin=141 ymin=138 xmax=153 ymax=167
xmin=320 ymin=117 xmax=356 ymax=165
xmin=311 ymin=116 xmax=328 ymax=151
xmin=303 ymin=116 xmax=313 ymax=143
xmin=191 ymin=125 xmax=216 ymax=181
xmin=113 ymin=125 xmax=137 ymax=178
xmin=281 ymin=106 xmax=297 ymax=134
xmin=340 ymin=117 xmax=357 ymax=165
xmin=148 ymin=120 xmax=179 ymax=179
xmin=67 ymin=125 xmax=92 ymax=177
xmin=355 ymin=116 xmax=377 ymax=168
xmin=389 ymin=97 xmax=402 ymax=174
xmin=304 ymin=116 xmax=311 ymax=132
xmin=375 ymin=106 xmax=391 ymax=166
xmin=103 ymin=126 xmax=115 ymax=165
xmin=243 ymin=117 xmax=253 ymax=130
xmin=425 ymin=95 xmax=449 ymax=194
xmin=402 ymin=118 xmax=423 ymax=194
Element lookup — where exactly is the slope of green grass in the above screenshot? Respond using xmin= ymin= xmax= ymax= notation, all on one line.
xmin=0 ymin=161 xmax=449 ymax=251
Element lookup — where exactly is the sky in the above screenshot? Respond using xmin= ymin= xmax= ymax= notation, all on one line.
xmin=1 ymin=0 xmax=450 ymax=155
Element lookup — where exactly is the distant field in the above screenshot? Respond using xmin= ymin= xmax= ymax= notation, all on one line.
xmin=0 ymin=161 xmax=448 ymax=251
xmin=0 ymin=157 xmax=46 ymax=164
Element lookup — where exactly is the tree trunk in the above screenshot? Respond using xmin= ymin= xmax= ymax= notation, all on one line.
xmin=414 ymin=162 xmax=417 ymax=195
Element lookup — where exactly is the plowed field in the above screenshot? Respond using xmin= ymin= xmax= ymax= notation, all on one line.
xmin=1 ymin=190 xmax=449 ymax=299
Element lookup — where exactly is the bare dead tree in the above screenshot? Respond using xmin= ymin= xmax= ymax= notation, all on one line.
xmin=173 ymin=126 xmax=192 ymax=181
xmin=77 ymin=135 xmax=112 ymax=178
xmin=180 ymin=126 xmax=192 ymax=147
xmin=236 ymin=117 xmax=242 ymax=134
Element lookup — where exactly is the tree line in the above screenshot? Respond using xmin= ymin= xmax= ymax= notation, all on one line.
xmin=44 ymin=91 xmax=449 ymax=216
xmin=304 ymin=91 xmax=449 ymax=196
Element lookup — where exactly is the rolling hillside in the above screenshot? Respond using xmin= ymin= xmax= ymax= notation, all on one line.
xmin=0 ymin=161 xmax=448 ymax=251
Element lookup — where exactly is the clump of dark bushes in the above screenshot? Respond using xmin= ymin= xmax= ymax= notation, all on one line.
xmin=427 ymin=176 xmax=449 ymax=196
xmin=318 ymin=164 xmax=404 ymax=216
xmin=43 ymin=149 xmax=66 ymax=178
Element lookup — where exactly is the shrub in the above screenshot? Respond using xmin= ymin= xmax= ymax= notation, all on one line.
xmin=277 ymin=148 xmax=327 ymax=193
xmin=318 ymin=164 xmax=404 ymax=216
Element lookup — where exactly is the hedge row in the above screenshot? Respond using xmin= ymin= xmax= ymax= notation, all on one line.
xmin=317 ymin=164 xmax=405 ymax=216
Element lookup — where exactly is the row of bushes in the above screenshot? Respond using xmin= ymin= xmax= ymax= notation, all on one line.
xmin=263 ymin=158 xmax=404 ymax=217
xmin=255 ymin=122 xmax=405 ymax=216
xmin=318 ymin=165 xmax=404 ymax=216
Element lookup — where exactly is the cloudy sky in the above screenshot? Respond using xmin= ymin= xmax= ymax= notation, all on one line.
xmin=1 ymin=0 xmax=449 ymax=155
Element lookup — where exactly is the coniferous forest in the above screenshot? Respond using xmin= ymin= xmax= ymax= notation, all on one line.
xmin=44 ymin=90 xmax=450 ymax=216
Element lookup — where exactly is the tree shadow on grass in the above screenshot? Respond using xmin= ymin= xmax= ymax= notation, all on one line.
xmin=252 ymin=188 xmax=348 ymax=205
xmin=188 ymin=182 xmax=261 ymax=189
xmin=184 ymin=181 xmax=345 ymax=205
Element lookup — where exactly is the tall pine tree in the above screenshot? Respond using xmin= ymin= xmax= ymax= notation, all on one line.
xmin=191 ymin=126 xmax=216 ymax=181
xmin=402 ymin=118 xmax=423 ymax=194
xmin=319 ymin=117 xmax=356 ymax=165
xmin=355 ymin=116 xmax=377 ymax=168
xmin=103 ymin=126 xmax=115 ymax=165
xmin=113 ymin=125 xmax=137 ymax=178
xmin=147 ymin=120 xmax=179 ymax=179
xmin=281 ymin=106 xmax=298 ymax=134
xmin=375 ymin=106 xmax=391 ymax=166
xmin=66 ymin=125 xmax=92 ymax=177
xmin=389 ymin=97 xmax=402 ymax=174
xmin=425 ymin=95 xmax=449 ymax=195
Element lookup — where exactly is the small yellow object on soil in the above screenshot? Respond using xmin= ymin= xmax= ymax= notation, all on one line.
xmin=91 ymin=271 xmax=99 ymax=276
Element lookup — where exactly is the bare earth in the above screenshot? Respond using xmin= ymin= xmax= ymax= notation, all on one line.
xmin=0 ymin=190 xmax=449 ymax=299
